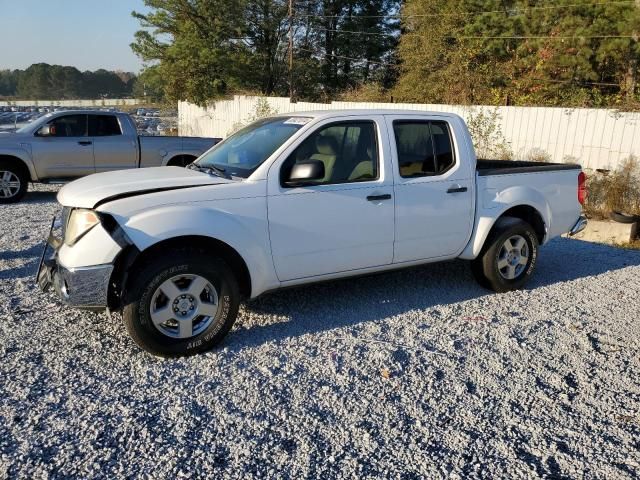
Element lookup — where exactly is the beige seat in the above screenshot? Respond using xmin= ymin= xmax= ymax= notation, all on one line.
xmin=348 ymin=144 xmax=376 ymax=181
xmin=309 ymin=136 xmax=338 ymax=182
xmin=228 ymin=151 xmax=241 ymax=164
xmin=348 ymin=160 xmax=374 ymax=180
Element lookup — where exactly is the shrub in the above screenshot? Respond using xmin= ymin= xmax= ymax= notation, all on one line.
xmin=525 ymin=148 xmax=552 ymax=163
xmin=465 ymin=107 xmax=513 ymax=160
xmin=584 ymin=156 xmax=640 ymax=217
xmin=228 ymin=97 xmax=278 ymax=135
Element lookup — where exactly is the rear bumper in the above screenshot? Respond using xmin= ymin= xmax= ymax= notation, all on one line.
xmin=37 ymin=220 xmax=113 ymax=311
xmin=568 ymin=215 xmax=588 ymax=236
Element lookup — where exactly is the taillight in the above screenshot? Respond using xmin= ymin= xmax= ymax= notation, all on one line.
xmin=578 ymin=171 xmax=587 ymax=205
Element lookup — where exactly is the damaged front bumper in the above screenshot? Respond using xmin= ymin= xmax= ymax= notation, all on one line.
xmin=36 ymin=216 xmax=114 ymax=311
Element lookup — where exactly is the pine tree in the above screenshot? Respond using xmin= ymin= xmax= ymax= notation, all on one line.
xmin=394 ymin=0 xmax=640 ymax=107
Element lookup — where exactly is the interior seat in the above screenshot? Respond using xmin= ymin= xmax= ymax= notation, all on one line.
xmin=348 ymin=145 xmax=376 ymax=181
xmin=310 ymin=136 xmax=338 ymax=182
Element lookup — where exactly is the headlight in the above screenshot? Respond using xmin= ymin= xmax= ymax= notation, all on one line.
xmin=65 ymin=209 xmax=100 ymax=246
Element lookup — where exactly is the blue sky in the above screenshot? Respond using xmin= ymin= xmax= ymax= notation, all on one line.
xmin=0 ymin=0 xmax=149 ymax=72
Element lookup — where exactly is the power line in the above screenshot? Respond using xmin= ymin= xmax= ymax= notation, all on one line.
xmin=297 ymin=47 xmax=392 ymax=67
xmin=527 ymin=78 xmax=620 ymax=87
xmin=317 ymin=27 xmax=635 ymax=41
xmin=295 ymin=1 xmax=637 ymax=19
xmin=298 ymin=47 xmax=622 ymax=88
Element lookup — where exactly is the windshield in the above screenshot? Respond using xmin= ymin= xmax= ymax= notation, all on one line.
xmin=16 ymin=113 xmax=54 ymax=134
xmin=195 ymin=117 xmax=308 ymax=178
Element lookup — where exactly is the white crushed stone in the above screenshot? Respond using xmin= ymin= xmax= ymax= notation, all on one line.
xmin=1 ymin=184 xmax=639 ymax=478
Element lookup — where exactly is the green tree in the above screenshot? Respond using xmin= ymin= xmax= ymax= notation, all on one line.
xmin=0 ymin=70 xmax=19 ymax=96
xmin=10 ymin=64 xmax=134 ymax=99
xmin=394 ymin=0 xmax=640 ymax=108
xmin=131 ymin=0 xmax=247 ymax=105
xmin=17 ymin=63 xmax=54 ymax=99
xmin=244 ymin=0 xmax=289 ymax=95
xmin=131 ymin=0 xmax=399 ymax=103
xmin=132 ymin=65 xmax=166 ymax=102
xmin=300 ymin=0 xmax=399 ymax=98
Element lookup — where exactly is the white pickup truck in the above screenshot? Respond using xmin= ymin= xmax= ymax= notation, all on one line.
xmin=37 ymin=109 xmax=587 ymax=356
xmin=0 ymin=110 xmax=219 ymax=203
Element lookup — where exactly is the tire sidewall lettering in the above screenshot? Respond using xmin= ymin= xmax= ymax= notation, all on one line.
xmin=524 ymin=230 xmax=538 ymax=276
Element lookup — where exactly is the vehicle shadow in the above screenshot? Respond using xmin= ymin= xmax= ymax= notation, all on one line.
xmin=0 ymin=244 xmax=42 ymax=261
xmin=22 ymin=190 xmax=58 ymax=204
xmin=227 ymin=237 xmax=640 ymax=351
xmin=0 ymin=245 xmax=42 ymax=280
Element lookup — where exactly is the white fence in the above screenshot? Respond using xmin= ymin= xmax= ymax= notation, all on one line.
xmin=0 ymin=98 xmax=142 ymax=107
xmin=179 ymin=95 xmax=640 ymax=170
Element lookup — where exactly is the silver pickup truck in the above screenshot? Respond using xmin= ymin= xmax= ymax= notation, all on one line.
xmin=0 ymin=110 xmax=220 ymax=203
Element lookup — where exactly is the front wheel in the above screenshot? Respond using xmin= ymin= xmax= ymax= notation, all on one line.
xmin=123 ymin=250 xmax=240 ymax=357
xmin=471 ymin=217 xmax=539 ymax=293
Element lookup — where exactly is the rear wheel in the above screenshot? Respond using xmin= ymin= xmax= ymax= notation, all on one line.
xmin=123 ymin=249 xmax=240 ymax=357
xmin=0 ymin=160 xmax=28 ymax=203
xmin=471 ymin=217 xmax=539 ymax=292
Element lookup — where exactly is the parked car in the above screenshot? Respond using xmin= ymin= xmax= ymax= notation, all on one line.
xmin=37 ymin=109 xmax=587 ymax=356
xmin=0 ymin=110 xmax=221 ymax=203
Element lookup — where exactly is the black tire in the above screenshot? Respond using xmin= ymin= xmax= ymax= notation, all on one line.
xmin=610 ymin=210 xmax=640 ymax=224
xmin=471 ymin=217 xmax=539 ymax=293
xmin=0 ymin=159 xmax=28 ymax=204
xmin=167 ymin=155 xmax=196 ymax=168
xmin=123 ymin=249 xmax=240 ymax=357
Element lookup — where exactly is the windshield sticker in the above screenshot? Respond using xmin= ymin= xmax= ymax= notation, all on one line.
xmin=283 ymin=117 xmax=312 ymax=125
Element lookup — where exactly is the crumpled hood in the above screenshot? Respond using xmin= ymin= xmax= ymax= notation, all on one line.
xmin=57 ymin=166 xmax=231 ymax=208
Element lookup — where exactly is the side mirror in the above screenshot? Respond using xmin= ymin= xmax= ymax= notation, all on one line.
xmin=285 ymin=160 xmax=325 ymax=186
xmin=37 ymin=125 xmax=56 ymax=137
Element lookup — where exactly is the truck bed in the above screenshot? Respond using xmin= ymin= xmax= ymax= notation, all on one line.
xmin=477 ymin=159 xmax=581 ymax=176
xmin=138 ymin=135 xmax=220 ymax=168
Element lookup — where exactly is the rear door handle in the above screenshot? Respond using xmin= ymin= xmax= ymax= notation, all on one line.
xmin=78 ymin=141 xmax=92 ymax=146
xmin=446 ymin=186 xmax=468 ymax=193
xmin=366 ymin=194 xmax=392 ymax=201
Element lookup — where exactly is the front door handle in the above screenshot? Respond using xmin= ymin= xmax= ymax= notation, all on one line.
xmin=78 ymin=141 xmax=92 ymax=146
xmin=366 ymin=194 xmax=392 ymax=201
xmin=447 ymin=186 xmax=468 ymax=193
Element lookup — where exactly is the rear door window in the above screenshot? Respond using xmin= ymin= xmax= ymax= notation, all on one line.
xmin=89 ymin=115 xmax=122 ymax=136
xmin=394 ymin=120 xmax=455 ymax=177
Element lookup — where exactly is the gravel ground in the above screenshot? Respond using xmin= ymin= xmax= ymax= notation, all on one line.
xmin=1 ymin=184 xmax=640 ymax=479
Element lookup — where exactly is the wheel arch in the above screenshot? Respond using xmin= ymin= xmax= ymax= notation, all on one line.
xmin=460 ymin=202 xmax=549 ymax=260
xmin=0 ymin=153 xmax=35 ymax=181
xmin=165 ymin=154 xmax=197 ymax=167
xmin=110 ymin=235 xmax=252 ymax=309
xmin=497 ymin=205 xmax=546 ymax=244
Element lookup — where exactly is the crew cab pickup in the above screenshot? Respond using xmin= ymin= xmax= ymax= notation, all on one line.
xmin=37 ymin=110 xmax=588 ymax=357
xmin=0 ymin=110 xmax=219 ymax=203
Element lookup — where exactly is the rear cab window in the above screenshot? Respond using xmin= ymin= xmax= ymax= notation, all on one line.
xmin=89 ymin=115 xmax=122 ymax=136
xmin=393 ymin=120 xmax=455 ymax=177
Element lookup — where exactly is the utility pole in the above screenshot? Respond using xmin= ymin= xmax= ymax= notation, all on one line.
xmin=288 ymin=0 xmax=294 ymax=101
